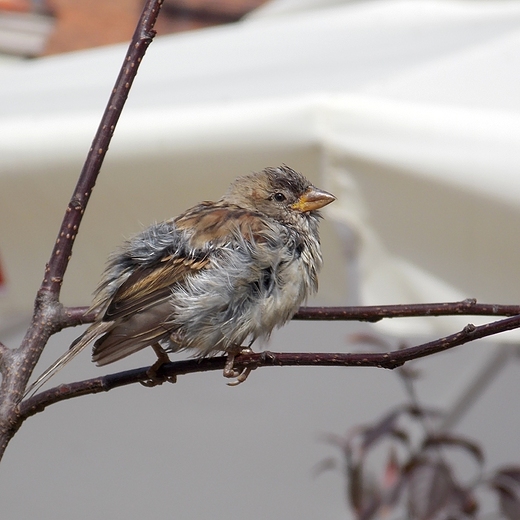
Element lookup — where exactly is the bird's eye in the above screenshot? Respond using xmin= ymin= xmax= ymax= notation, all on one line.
xmin=273 ymin=192 xmax=286 ymax=202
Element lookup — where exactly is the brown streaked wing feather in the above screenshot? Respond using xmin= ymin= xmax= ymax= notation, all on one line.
xmin=105 ymin=205 xmax=272 ymax=322
xmin=104 ymin=255 xmax=209 ymax=321
xmin=176 ymin=204 xmax=271 ymax=248
xmin=93 ymin=300 xmax=175 ymax=365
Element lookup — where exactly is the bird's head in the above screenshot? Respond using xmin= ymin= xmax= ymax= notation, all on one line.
xmin=224 ymin=165 xmax=335 ymax=225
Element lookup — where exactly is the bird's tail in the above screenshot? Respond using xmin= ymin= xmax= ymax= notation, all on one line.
xmin=24 ymin=321 xmax=112 ymax=398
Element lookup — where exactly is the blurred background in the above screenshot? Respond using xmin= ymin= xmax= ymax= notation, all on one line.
xmin=0 ymin=0 xmax=269 ymax=58
xmin=1 ymin=0 xmax=520 ymax=518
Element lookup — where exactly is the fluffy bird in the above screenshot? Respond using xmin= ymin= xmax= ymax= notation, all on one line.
xmin=28 ymin=165 xmax=335 ymax=392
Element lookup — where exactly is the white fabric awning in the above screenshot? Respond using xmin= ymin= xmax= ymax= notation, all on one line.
xmin=1 ymin=0 xmax=520 ymax=333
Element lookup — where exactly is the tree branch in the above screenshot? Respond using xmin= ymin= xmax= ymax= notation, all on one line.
xmin=17 ymin=0 xmax=164 ymax=387
xmin=57 ymin=299 xmax=520 ymax=331
xmin=57 ymin=307 xmax=97 ymax=330
xmin=294 ymin=300 xmax=520 ymax=321
xmin=41 ymin=0 xmax=164 ymax=300
xmin=18 ymin=312 xmax=520 ymax=422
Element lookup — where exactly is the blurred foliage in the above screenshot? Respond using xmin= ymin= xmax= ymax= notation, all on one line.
xmin=316 ymin=335 xmax=520 ymax=520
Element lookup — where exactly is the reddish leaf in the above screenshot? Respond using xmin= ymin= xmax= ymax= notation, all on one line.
xmin=383 ymin=447 xmax=401 ymax=490
xmin=496 ymin=486 xmax=520 ymax=520
xmin=450 ymin=485 xmax=479 ymax=516
xmin=407 ymin=459 xmax=455 ymax=519
xmin=495 ymin=467 xmax=520 ymax=483
xmin=422 ymin=433 xmax=484 ymax=466
xmin=0 ymin=252 xmax=5 ymax=289
xmin=378 ymin=447 xmax=406 ymax=515
xmin=347 ymin=460 xmax=365 ymax=514
xmin=312 ymin=457 xmax=337 ymax=478
xmin=490 ymin=467 xmax=520 ymax=520
xmin=361 ymin=409 xmax=408 ymax=452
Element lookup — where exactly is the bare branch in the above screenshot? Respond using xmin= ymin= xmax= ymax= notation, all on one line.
xmin=0 ymin=345 xmax=14 ymax=397
xmin=19 ymin=358 xmax=226 ymax=419
xmin=18 ymin=312 xmax=520 ymax=422
xmin=58 ymin=299 xmax=520 ymax=332
xmin=294 ymin=300 xmax=520 ymax=322
xmin=57 ymin=307 xmax=96 ymax=330
xmin=40 ymin=0 xmax=164 ymax=300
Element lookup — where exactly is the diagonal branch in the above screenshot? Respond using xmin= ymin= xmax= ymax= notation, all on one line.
xmin=16 ymin=0 xmax=165 ymax=379
xmin=41 ymin=0 xmax=164 ymax=300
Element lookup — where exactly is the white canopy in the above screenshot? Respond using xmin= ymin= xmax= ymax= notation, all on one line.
xmin=1 ymin=1 xmax=520 ymax=518
xmin=2 ymin=0 xmax=520 ymax=324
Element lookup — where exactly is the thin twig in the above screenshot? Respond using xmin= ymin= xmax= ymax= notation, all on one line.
xmin=294 ymin=300 xmax=520 ymax=321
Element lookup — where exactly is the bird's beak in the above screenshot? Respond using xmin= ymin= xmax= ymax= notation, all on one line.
xmin=291 ymin=187 xmax=336 ymax=213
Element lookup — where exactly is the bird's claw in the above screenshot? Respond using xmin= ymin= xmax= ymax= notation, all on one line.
xmin=227 ymin=368 xmax=252 ymax=386
xmin=224 ymin=349 xmax=253 ymax=386
xmin=140 ymin=344 xmax=177 ymax=387
xmin=140 ymin=371 xmax=177 ymax=387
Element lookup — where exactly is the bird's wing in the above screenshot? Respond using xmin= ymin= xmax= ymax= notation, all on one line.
xmin=104 ymin=204 xmax=268 ymax=322
xmin=92 ymin=207 xmax=274 ymax=364
xmin=91 ymin=256 xmax=210 ymax=366
xmin=24 ymin=206 xmax=271 ymax=397
xmin=103 ymin=254 xmax=209 ymax=322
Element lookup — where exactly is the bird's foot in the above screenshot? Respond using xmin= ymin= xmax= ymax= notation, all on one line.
xmin=141 ymin=344 xmax=177 ymax=387
xmin=224 ymin=348 xmax=253 ymax=386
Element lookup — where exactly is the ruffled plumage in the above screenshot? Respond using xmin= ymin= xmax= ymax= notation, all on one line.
xmin=27 ymin=165 xmax=335 ymax=394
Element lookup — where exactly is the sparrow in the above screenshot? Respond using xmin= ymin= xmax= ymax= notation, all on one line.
xmin=27 ymin=165 xmax=335 ymax=393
